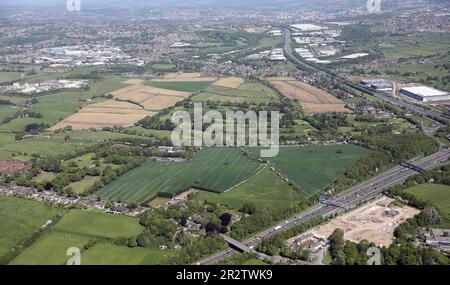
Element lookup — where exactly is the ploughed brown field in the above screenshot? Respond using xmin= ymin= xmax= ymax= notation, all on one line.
xmin=212 ymin=77 xmax=245 ymax=89
xmin=49 ymin=100 xmax=155 ymax=131
xmin=152 ymin=72 xmax=218 ymax=82
xmin=267 ymin=77 xmax=351 ymax=113
xmin=109 ymin=82 xmax=192 ymax=111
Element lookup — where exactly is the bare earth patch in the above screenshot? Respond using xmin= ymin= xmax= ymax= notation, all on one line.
xmin=122 ymin=79 xmax=144 ymax=85
xmin=213 ymin=77 xmax=245 ymax=89
xmin=49 ymin=100 xmax=155 ymax=131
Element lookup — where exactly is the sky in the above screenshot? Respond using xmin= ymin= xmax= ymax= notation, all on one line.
xmin=0 ymin=0 xmax=362 ymax=8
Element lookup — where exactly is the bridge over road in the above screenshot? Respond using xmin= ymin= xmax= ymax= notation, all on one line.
xmin=220 ymin=234 xmax=270 ymax=261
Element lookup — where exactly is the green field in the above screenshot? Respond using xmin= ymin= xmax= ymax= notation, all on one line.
xmin=381 ymin=33 xmax=450 ymax=59
xmin=0 ymin=136 xmax=96 ymax=160
xmin=0 ymin=196 xmax=65 ymax=258
xmin=192 ymin=82 xmax=279 ymax=104
xmin=81 ymin=243 xmax=175 ymax=265
xmin=124 ymin=127 xmax=172 ymax=139
xmin=0 ymin=105 xmax=17 ymax=123
xmin=10 ymin=232 xmax=91 ymax=265
xmin=68 ymin=176 xmax=101 ymax=194
xmin=50 ymin=130 xmax=148 ymax=142
xmin=33 ymin=171 xmax=57 ymax=183
xmin=405 ymin=184 xmax=450 ymax=228
xmin=54 ymin=210 xmax=144 ymax=238
xmin=150 ymin=63 xmax=176 ymax=72
xmin=243 ymin=258 xmax=268 ymax=265
xmin=0 ymin=72 xmax=24 ymax=84
xmin=147 ymin=80 xmax=213 ymax=92
xmin=148 ymin=197 xmax=170 ymax=208
xmin=95 ymin=147 xmax=263 ymax=204
xmin=0 ymin=133 xmax=15 ymax=147
xmin=246 ymin=145 xmax=368 ymax=196
xmin=64 ymin=153 xmax=96 ymax=168
xmin=195 ymin=167 xmax=306 ymax=209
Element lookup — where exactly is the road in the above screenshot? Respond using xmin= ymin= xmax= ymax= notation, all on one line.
xmin=283 ymin=28 xmax=450 ymax=126
xmin=197 ymin=148 xmax=450 ymax=265
xmin=196 ymin=31 xmax=450 ymax=265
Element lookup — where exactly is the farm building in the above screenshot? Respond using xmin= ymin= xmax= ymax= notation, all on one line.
xmin=426 ymin=229 xmax=450 ymax=251
xmin=361 ymin=79 xmax=393 ymax=91
xmin=400 ymin=86 xmax=450 ymax=102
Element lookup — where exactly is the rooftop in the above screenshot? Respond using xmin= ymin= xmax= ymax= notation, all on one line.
xmin=401 ymin=86 xmax=449 ymax=97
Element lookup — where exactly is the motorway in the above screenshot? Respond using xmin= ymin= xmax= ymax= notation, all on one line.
xmin=197 ymin=149 xmax=450 ymax=265
xmin=282 ymin=29 xmax=450 ymax=126
xmin=196 ymin=31 xmax=450 ymax=265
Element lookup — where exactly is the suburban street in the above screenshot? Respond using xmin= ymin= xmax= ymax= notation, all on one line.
xmin=197 ymin=148 xmax=450 ymax=265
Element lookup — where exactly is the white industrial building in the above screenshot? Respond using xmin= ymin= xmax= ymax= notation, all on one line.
xmin=400 ymin=86 xmax=450 ymax=102
xmin=290 ymin=24 xmax=324 ymax=31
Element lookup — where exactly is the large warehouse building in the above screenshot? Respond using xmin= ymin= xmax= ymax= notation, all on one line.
xmin=400 ymin=86 xmax=450 ymax=102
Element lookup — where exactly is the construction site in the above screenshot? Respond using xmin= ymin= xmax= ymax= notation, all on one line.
xmin=289 ymin=196 xmax=420 ymax=247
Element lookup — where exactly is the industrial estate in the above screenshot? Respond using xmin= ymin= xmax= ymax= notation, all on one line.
xmin=0 ymin=0 xmax=449 ymax=268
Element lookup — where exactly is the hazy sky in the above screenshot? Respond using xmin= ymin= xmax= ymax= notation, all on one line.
xmin=0 ymin=0 xmax=363 ymax=8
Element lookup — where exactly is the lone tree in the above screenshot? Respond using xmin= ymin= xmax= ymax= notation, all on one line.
xmin=205 ymin=222 xmax=220 ymax=234
xmin=219 ymin=213 xmax=233 ymax=226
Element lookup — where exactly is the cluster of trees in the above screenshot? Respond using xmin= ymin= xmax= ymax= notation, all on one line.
xmin=10 ymin=142 xmax=158 ymax=195
xmin=355 ymin=131 xmax=439 ymax=162
xmin=405 ymin=164 xmax=450 ymax=187
xmin=305 ymin=113 xmax=350 ymax=132
xmin=255 ymin=216 xmax=323 ymax=260
xmin=169 ymin=234 xmax=228 ymax=265
xmin=258 ymin=235 xmax=310 ymax=261
xmin=330 ymin=150 xmax=392 ymax=194
xmin=0 ymin=99 xmax=12 ymax=105
xmin=354 ymin=114 xmax=388 ymax=123
xmin=2 ymin=110 xmax=43 ymax=124
xmin=328 ymin=229 xmax=372 ymax=265
xmin=217 ymin=252 xmax=261 ymax=265
xmin=435 ymin=126 xmax=450 ymax=140
xmin=65 ymin=71 xmax=104 ymax=81
xmin=230 ymin=197 xmax=318 ymax=240
xmin=385 ymin=206 xmax=447 ymax=265
xmin=386 ymin=165 xmax=450 ymax=210
xmin=130 ymin=199 xmax=230 ymax=264
xmin=328 ymin=224 xmax=449 ymax=265
xmin=139 ymin=115 xmax=175 ymax=131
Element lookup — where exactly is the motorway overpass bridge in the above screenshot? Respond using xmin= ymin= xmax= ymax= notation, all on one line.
xmin=220 ymin=234 xmax=253 ymax=253
xmin=220 ymin=234 xmax=270 ymax=260
xmin=400 ymin=161 xmax=426 ymax=173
